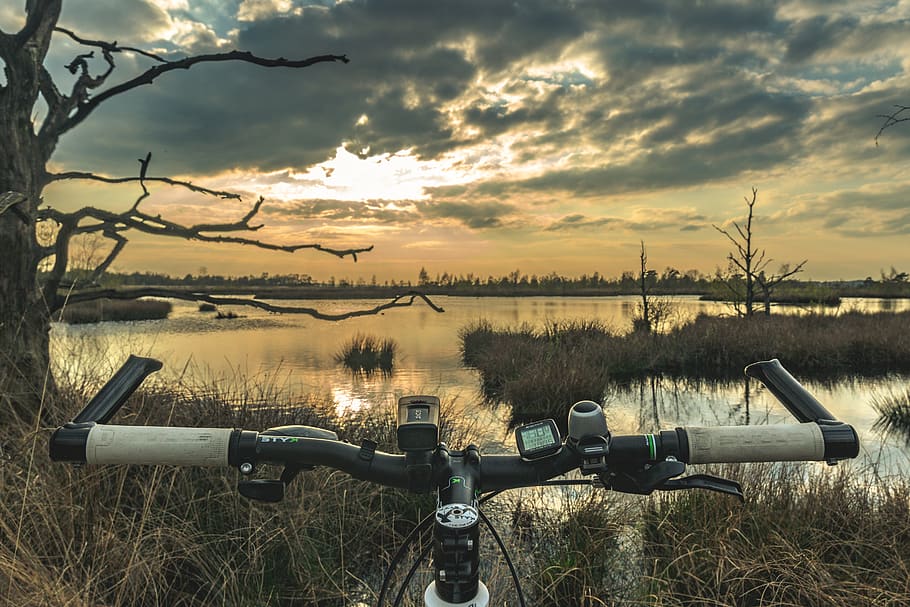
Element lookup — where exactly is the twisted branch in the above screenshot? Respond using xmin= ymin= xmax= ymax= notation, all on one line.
xmin=38 ymin=200 xmax=373 ymax=260
xmin=54 ymin=288 xmax=444 ymax=319
xmin=54 ymin=26 xmax=168 ymax=63
xmin=47 ymin=170 xmax=243 ymax=200
xmin=55 ymin=47 xmax=349 ymax=136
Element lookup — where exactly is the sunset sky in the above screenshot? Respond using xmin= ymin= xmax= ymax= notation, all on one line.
xmin=5 ymin=0 xmax=910 ymax=282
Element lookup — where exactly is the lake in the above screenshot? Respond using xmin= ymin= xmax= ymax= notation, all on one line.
xmin=51 ymin=295 xmax=910 ymax=474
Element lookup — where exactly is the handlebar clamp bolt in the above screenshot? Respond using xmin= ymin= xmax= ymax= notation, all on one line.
xmin=240 ymin=462 xmax=254 ymax=474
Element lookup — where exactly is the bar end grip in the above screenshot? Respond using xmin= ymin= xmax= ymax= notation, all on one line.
xmin=744 ymin=359 xmax=836 ymax=423
xmin=72 ymin=355 xmax=163 ymax=424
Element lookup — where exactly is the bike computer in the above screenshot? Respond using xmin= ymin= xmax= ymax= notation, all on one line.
xmin=515 ymin=419 xmax=562 ymax=460
xmin=397 ymin=395 xmax=440 ymax=452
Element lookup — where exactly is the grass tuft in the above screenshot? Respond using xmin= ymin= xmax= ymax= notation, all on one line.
xmin=334 ymin=333 xmax=398 ymax=375
xmin=873 ymin=387 xmax=910 ymax=445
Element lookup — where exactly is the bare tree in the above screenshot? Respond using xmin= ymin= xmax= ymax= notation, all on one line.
xmin=633 ymin=241 xmax=676 ymax=332
xmin=0 ymin=2 xmax=440 ymax=419
xmin=634 ymin=241 xmax=654 ymax=332
xmin=713 ymin=188 xmax=806 ymax=317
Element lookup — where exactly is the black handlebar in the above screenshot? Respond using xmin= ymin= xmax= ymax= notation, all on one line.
xmin=72 ymin=355 xmax=162 ymax=424
xmin=744 ymin=358 xmax=836 ymax=423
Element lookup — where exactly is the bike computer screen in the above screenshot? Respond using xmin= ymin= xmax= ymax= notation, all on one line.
xmin=515 ymin=419 xmax=562 ymax=460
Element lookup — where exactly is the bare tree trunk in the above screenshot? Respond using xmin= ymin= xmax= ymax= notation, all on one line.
xmin=0 ymin=1 xmax=61 ymax=421
xmin=0 ymin=146 xmax=55 ymax=423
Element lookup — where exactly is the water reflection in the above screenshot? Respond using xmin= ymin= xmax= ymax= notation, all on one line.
xmin=605 ymin=377 xmax=767 ymax=434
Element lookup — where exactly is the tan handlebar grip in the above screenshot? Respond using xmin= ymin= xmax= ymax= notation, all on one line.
xmin=85 ymin=425 xmax=232 ymax=466
xmin=684 ymin=423 xmax=825 ymax=464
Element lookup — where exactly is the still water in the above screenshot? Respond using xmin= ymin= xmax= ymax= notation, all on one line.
xmin=51 ymin=295 xmax=910 ymax=472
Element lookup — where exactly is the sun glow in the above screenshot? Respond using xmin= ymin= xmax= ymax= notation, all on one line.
xmin=211 ymin=146 xmax=483 ymax=203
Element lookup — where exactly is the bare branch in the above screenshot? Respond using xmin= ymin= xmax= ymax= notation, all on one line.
xmin=53 ymin=26 xmax=168 ymax=63
xmin=38 ymin=200 xmax=373 ymax=261
xmin=38 ymin=40 xmax=117 ymax=149
xmin=755 ymin=260 xmax=807 ymax=289
xmin=727 ymin=255 xmax=749 ymax=276
xmin=713 ymin=224 xmax=747 ymax=259
xmin=88 ymin=230 xmax=128 ymax=282
xmin=875 ymin=105 xmax=910 ymax=145
xmin=56 ymin=50 xmax=349 ymax=135
xmin=54 ymin=288 xmax=444 ymax=319
xmin=46 ymin=171 xmax=242 ymax=199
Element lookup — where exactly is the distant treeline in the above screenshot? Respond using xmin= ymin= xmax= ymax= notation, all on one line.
xmin=51 ymin=267 xmax=910 ymax=299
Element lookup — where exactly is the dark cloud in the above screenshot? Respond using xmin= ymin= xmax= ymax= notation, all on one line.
xmin=417 ymin=200 xmax=516 ymax=229
xmin=34 ymin=0 xmax=906 ymax=210
xmin=263 ymin=196 xmax=517 ymax=230
xmin=545 ymin=214 xmax=618 ymax=231
xmin=763 ymin=181 xmax=910 ymax=237
xmin=545 ymin=209 xmax=709 ymax=232
xmin=785 ymin=15 xmax=858 ymax=63
xmin=273 ymin=199 xmax=419 ymax=224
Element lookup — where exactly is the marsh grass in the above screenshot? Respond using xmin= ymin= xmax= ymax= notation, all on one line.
xmin=641 ymin=463 xmax=910 ymax=606
xmin=335 ymin=333 xmax=398 ymax=375
xmin=873 ymin=387 xmax=910 ymax=445
xmin=462 ymin=311 xmax=910 ymax=422
xmin=56 ymin=298 xmax=172 ymax=324
xmin=7 ymin=331 xmax=910 ymax=606
xmin=4 ymin=378 xmax=910 ymax=605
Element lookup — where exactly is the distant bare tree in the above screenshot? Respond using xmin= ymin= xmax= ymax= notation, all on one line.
xmin=633 ymin=241 xmax=676 ymax=332
xmin=635 ymin=241 xmax=653 ymax=332
xmin=714 ymin=188 xmax=806 ymax=317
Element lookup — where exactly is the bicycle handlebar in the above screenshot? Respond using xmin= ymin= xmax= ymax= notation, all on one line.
xmin=50 ymin=419 xmax=859 ymax=487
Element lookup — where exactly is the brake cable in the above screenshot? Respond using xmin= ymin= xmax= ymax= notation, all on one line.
xmin=377 ymin=511 xmax=435 ymax=607
xmin=478 ymin=508 xmax=527 ymax=607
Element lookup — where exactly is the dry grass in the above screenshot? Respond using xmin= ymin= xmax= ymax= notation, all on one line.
xmin=873 ymin=387 xmax=910 ymax=446
xmin=641 ymin=463 xmax=910 ymax=607
xmin=1 ymin=374 xmax=435 ymax=606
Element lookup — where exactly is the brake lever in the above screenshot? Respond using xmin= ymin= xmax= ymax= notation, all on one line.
xmin=660 ymin=474 xmax=745 ymax=502
xmin=604 ymin=460 xmax=686 ymax=495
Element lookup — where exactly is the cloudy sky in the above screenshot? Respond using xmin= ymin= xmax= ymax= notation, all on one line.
xmin=5 ymin=0 xmax=910 ymax=281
